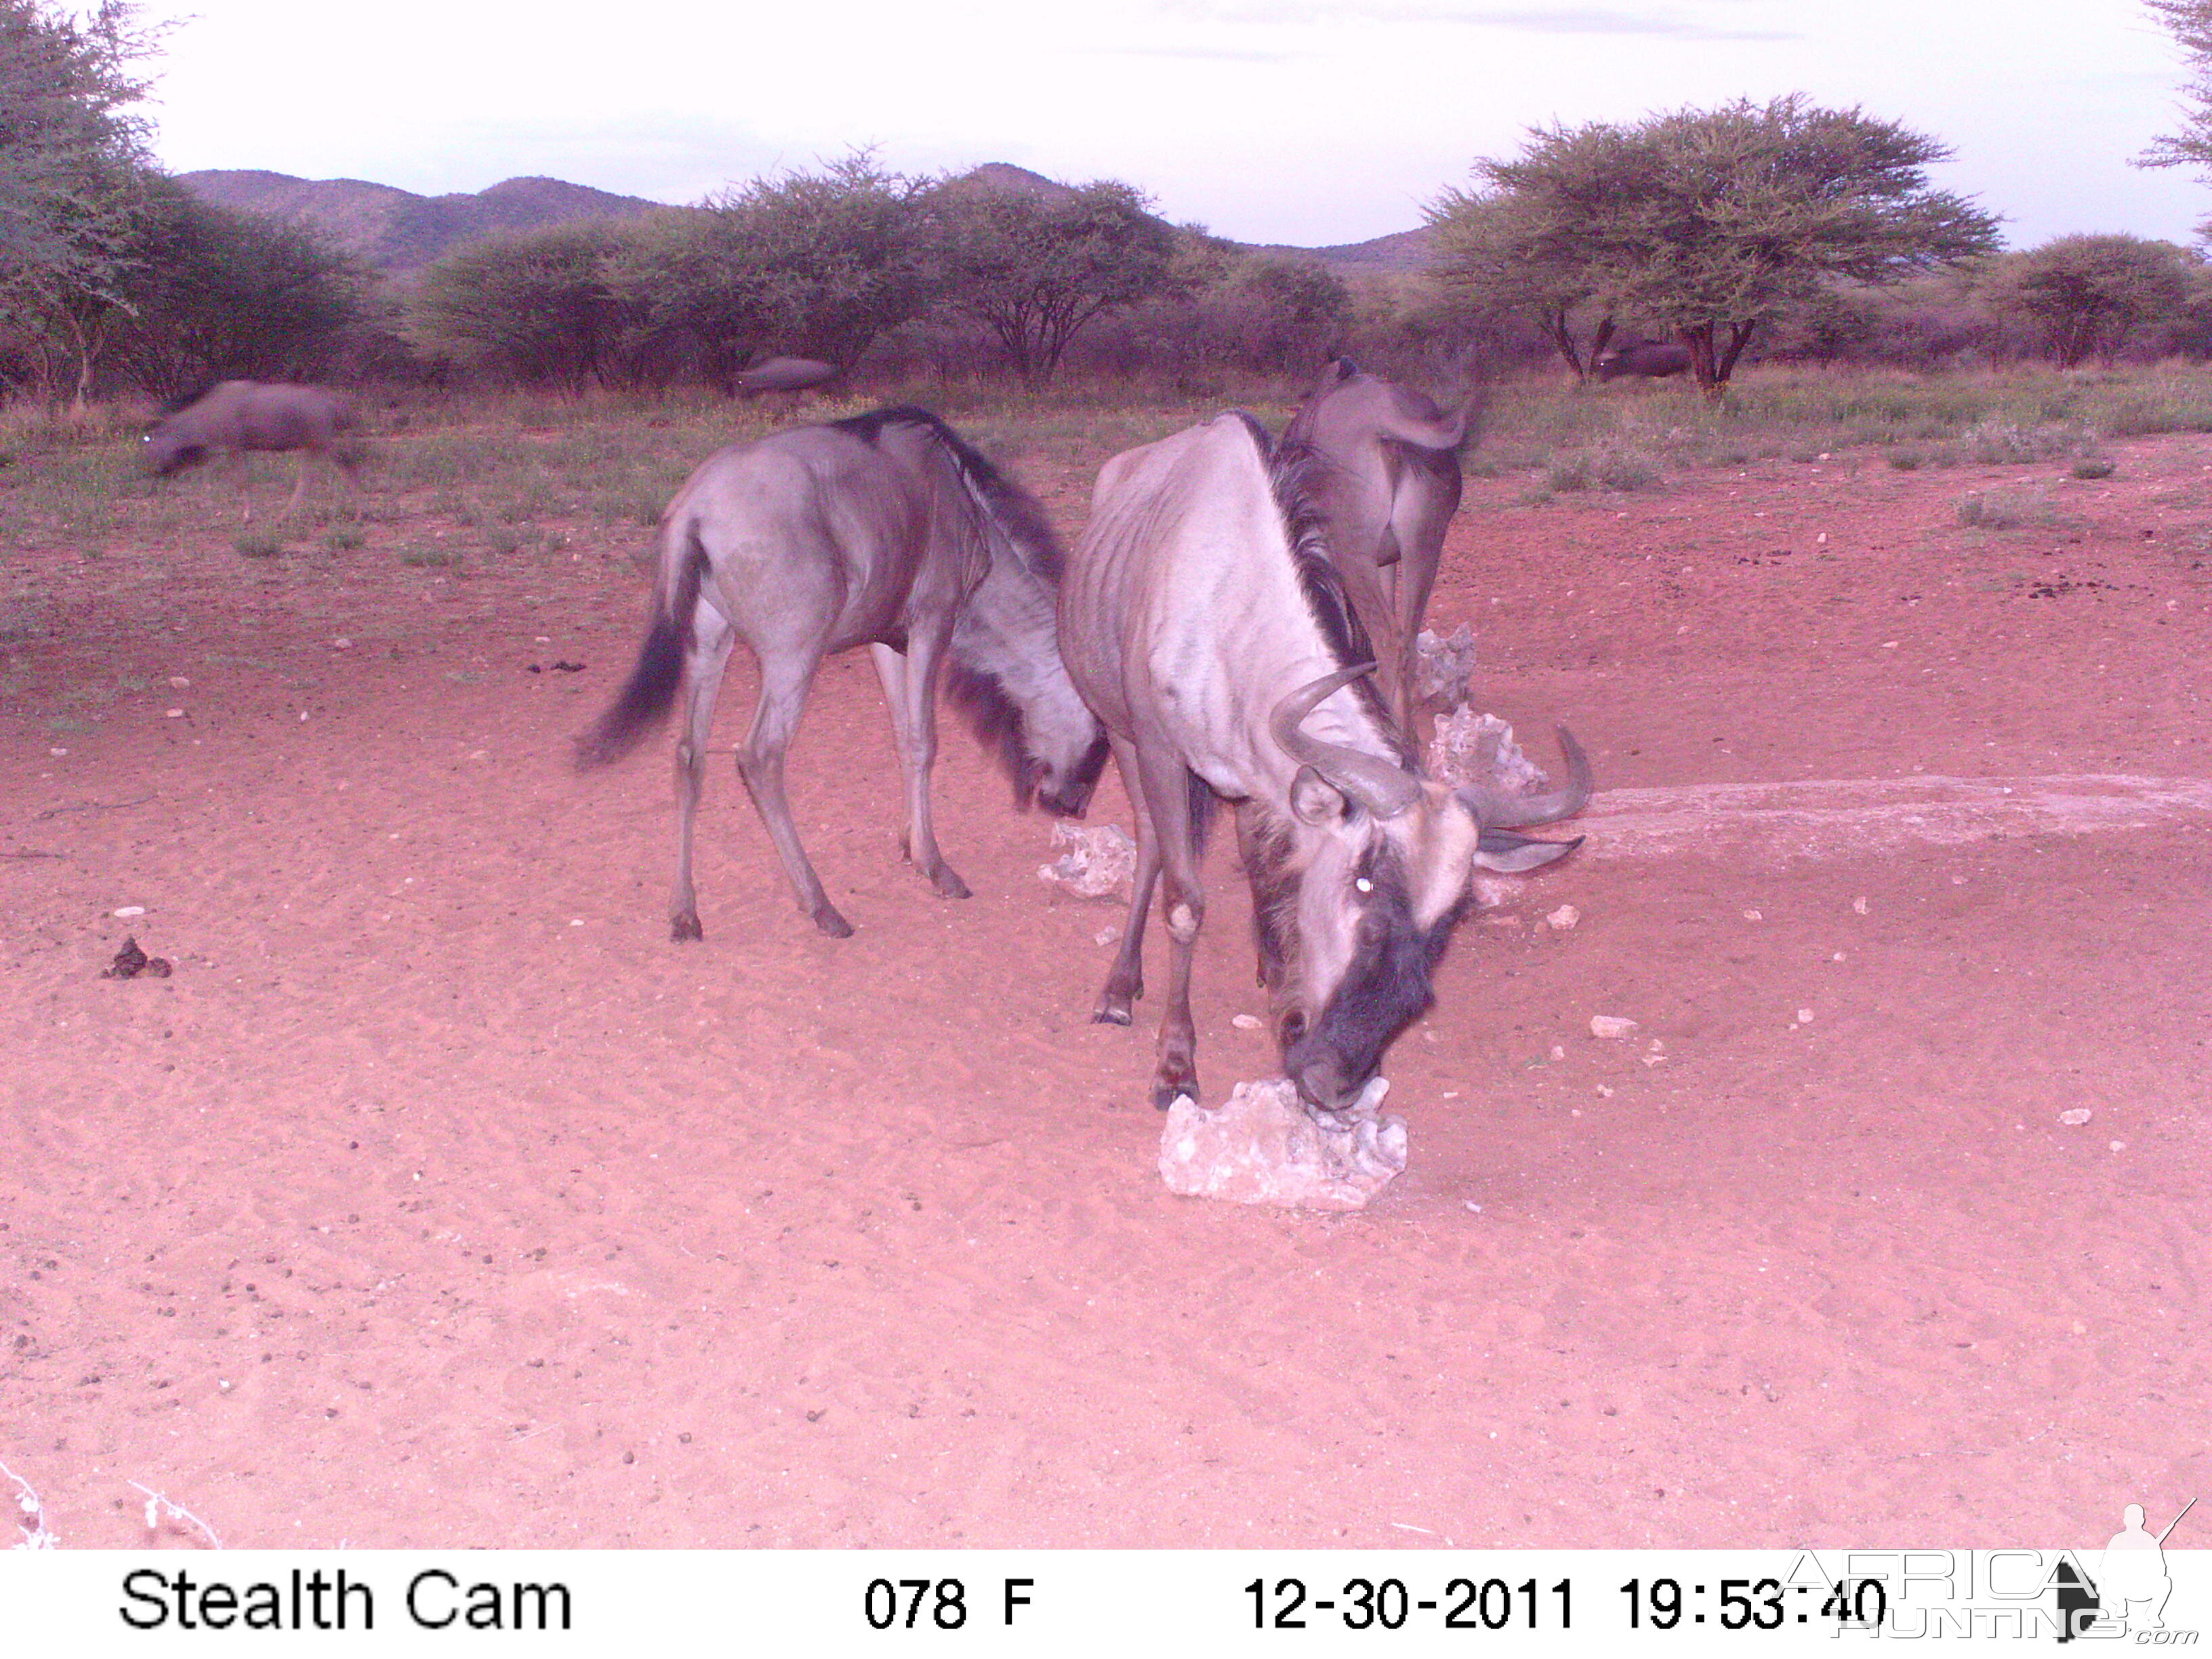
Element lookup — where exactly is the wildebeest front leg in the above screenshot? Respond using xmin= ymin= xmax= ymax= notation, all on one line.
xmin=1094 ymin=735 xmax=1158 ymax=1027
xmin=1137 ymin=745 xmax=1205 ymax=1110
xmin=868 ymin=638 xmax=970 ymax=900
xmin=670 ymin=626 xmax=735 ymax=941
xmin=736 ymin=644 xmax=853 ymax=937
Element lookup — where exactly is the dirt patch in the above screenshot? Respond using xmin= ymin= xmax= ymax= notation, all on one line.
xmin=1 ymin=430 xmax=2207 ymax=1549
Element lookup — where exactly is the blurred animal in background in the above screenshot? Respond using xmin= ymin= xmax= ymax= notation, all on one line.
xmin=144 ymin=381 xmax=365 ymax=520
xmin=732 ymin=356 xmax=837 ymax=403
xmin=1592 ymin=337 xmax=1692 ymax=383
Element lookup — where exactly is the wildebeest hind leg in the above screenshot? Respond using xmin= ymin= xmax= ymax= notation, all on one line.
xmin=869 ymin=638 xmax=969 ymax=900
xmin=670 ymin=628 xmax=735 ymax=940
xmin=737 ymin=645 xmax=852 ymax=937
xmin=1095 ymin=736 xmax=1157 ymax=1026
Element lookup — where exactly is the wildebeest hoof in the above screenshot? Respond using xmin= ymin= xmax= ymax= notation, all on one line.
xmin=813 ymin=906 xmax=856 ymax=939
xmin=929 ymin=867 xmax=972 ymax=900
xmin=670 ymin=912 xmax=704 ymax=942
xmin=1152 ymin=1077 xmax=1199 ymax=1113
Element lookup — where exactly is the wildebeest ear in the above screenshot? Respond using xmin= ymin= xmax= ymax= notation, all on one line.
xmin=1471 ymin=830 xmax=1582 ymax=873
xmin=1289 ymin=765 xmax=1351 ymax=827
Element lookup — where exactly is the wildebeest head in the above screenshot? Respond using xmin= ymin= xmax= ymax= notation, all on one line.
xmin=1251 ymin=663 xmax=1589 ymax=1113
xmin=142 ymin=422 xmax=206 ymax=476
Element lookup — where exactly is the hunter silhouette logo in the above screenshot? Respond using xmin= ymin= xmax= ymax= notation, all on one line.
xmin=2057 ymin=1497 xmax=2195 ymax=1641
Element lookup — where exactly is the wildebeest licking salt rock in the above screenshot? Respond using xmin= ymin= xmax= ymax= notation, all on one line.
xmin=1159 ymin=1076 xmax=1408 ymax=1211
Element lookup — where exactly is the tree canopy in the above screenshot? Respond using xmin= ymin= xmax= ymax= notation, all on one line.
xmin=1429 ymin=95 xmax=2002 ymax=391
xmin=1985 ymin=234 xmax=2200 ymax=367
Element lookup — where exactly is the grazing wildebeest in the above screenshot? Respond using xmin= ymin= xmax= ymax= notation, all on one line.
xmin=1061 ymin=411 xmax=1589 ymax=1113
xmin=1592 ymin=337 xmax=1693 ymax=383
xmin=733 ymin=357 xmax=836 ymax=399
xmin=577 ymin=406 xmax=1108 ymax=941
xmin=1282 ymin=356 xmax=1477 ymax=735
xmin=143 ymin=380 xmax=365 ymax=519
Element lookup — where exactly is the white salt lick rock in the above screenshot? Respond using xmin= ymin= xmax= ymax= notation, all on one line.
xmin=1160 ymin=1076 xmax=1407 ymax=1211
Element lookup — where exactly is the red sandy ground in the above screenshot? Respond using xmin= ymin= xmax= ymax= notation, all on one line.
xmin=2 ymin=427 xmax=2208 ymax=1551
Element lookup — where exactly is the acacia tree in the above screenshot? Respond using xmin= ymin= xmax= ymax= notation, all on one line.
xmin=1986 ymin=234 xmax=2198 ymax=366
xmin=1432 ymin=96 xmax=2001 ymax=393
xmin=928 ymin=178 xmax=1184 ymax=388
xmin=0 ymin=0 xmax=162 ymax=405
xmin=406 ymin=222 xmax=634 ymax=393
xmin=1426 ymin=188 xmax=1620 ymax=378
xmin=2142 ymin=1 xmax=2212 ymax=205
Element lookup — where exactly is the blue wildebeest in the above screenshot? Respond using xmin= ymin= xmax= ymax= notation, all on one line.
xmin=577 ymin=406 xmax=1108 ymax=940
xmin=144 ymin=381 xmax=365 ymax=519
xmin=1593 ymin=338 xmax=1692 ymax=383
xmin=1282 ymin=356 xmax=1478 ymax=735
xmin=734 ymin=357 xmax=836 ymax=398
xmin=1060 ymin=412 xmax=1589 ymax=1114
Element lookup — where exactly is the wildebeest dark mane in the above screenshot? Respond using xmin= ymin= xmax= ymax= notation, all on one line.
xmin=152 ymin=379 xmax=223 ymax=421
xmin=833 ymin=405 xmax=1066 ymax=581
xmin=1227 ymin=411 xmax=1404 ymax=762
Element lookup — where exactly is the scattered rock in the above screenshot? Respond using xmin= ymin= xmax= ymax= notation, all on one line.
xmin=113 ymin=905 xmax=145 ymax=918
xmin=1428 ymin=706 xmax=1550 ymax=794
xmin=1160 ymin=1076 xmax=1407 ymax=1211
xmin=1038 ymin=822 xmax=1136 ymax=900
xmin=1230 ymin=1014 xmax=1264 ymax=1031
xmin=101 ymin=937 xmax=171 ymax=980
xmin=1852 ymin=896 xmax=1869 ymax=915
xmin=1743 ymin=907 xmax=1763 ymax=922
xmin=2059 ymin=1108 xmax=2093 ymax=1126
xmin=1546 ymin=904 xmax=1580 ymax=931
xmin=1589 ymin=1015 xmax=1638 ymax=1040
xmin=1412 ymin=624 xmax=1478 ymax=706
xmin=1795 ymin=1008 xmax=1815 ymax=1024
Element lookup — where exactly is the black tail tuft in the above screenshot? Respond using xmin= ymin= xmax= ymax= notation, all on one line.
xmin=1187 ymin=769 xmax=1221 ymax=857
xmin=573 ymin=529 xmax=703 ymax=769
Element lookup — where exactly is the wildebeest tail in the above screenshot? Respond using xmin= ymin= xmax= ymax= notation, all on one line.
xmin=573 ymin=523 xmax=705 ymax=770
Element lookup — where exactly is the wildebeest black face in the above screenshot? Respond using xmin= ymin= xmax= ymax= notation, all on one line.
xmin=143 ymin=429 xmax=204 ymax=476
xmin=1277 ymin=842 xmax=1458 ymax=1114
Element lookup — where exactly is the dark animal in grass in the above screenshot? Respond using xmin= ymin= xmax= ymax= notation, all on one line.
xmin=144 ymin=380 xmax=365 ymax=520
xmin=733 ymin=357 xmax=836 ymax=399
xmin=1059 ymin=410 xmax=1589 ymax=1115
xmin=1282 ymin=356 xmax=1478 ymax=736
xmin=1592 ymin=338 xmax=1693 ymax=383
xmin=577 ymin=406 xmax=1107 ymax=940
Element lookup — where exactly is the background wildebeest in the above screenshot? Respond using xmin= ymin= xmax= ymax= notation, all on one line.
xmin=1060 ymin=411 xmax=1589 ymax=1113
xmin=577 ymin=405 xmax=1107 ymax=940
xmin=733 ymin=357 xmax=837 ymax=399
xmin=1593 ymin=337 xmax=1693 ymax=382
xmin=143 ymin=380 xmax=365 ymax=519
xmin=1282 ymin=356 xmax=1477 ymax=736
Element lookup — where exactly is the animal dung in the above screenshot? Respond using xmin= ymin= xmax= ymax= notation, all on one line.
xmin=1159 ymin=1076 xmax=1408 ymax=1212
xmin=1038 ymin=821 xmax=1137 ymax=901
xmin=1589 ymin=1015 xmax=1638 ymax=1040
xmin=1427 ymin=705 xmax=1550 ymax=795
xmin=100 ymin=937 xmax=171 ymax=980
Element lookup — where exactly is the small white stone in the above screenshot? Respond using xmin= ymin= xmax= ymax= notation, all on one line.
xmin=1795 ymin=1008 xmax=1814 ymax=1024
xmin=1549 ymin=1044 xmax=1565 ymax=1061
xmin=333 ymin=638 xmax=351 ymax=649
xmin=1589 ymin=1015 xmax=1638 ymax=1040
xmin=1742 ymin=908 xmax=1762 ymax=922
xmin=2109 ymin=1140 xmax=2127 ymax=1153
xmin=1852 ymin=896 xmax=1869 ymax=915
xmin=113 ymin=905 xmax=145 ymax=918
xmin=1231 ymin=1014 xmax=1263 ymax=1031
xmin=1464 ymin=1200 xmax=1483 ymax=1212
xmin=1093 ymin=926 xmax=1119 ymax=946
xmin=1546 ymin=904 xmax=1580 ymax=930
xmin=48 ymin=747 xmax=66 ymax=756
xmin=168 ymin=676 xmax=189 ymax=688
xmin=165 ymin=708 xmax=184 ymax=718
xmin=2060 ymin=1108 xmax=2093 ymax=1126
xmin=298 ymin=710 xmax=308 ymax=722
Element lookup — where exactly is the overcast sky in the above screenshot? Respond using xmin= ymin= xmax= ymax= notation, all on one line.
xmin=145 ymin=0 xmax=2208 ymax=250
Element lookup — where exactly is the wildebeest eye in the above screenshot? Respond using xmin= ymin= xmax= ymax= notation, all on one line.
xmin=1354 ymin=877 xmax=1373 ymax=894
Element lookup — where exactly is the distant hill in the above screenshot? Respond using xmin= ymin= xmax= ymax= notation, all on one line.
xmin=181 ymin=164 xmax=1428 ymax=280
xmin=179 ymin=170 xmax=662 ymax=272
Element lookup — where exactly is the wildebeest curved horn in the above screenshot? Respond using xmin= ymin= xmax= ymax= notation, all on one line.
xmin=1270 ymin=663 xmax=1422 ymax=819
xmin=1454 ymin=725 xmax=1592 ymax=827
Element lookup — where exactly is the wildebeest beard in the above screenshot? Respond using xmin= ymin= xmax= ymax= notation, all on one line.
xmin=1241 ymin=808 xmax=1465 ymax=1106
